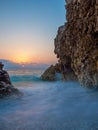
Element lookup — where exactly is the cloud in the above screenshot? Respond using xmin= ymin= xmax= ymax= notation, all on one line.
xmin=0 ymin=59 xmax=50 ymax=70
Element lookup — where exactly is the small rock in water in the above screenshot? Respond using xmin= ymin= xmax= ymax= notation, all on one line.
xmin=0 ymin=62 xmax=20 ymax=97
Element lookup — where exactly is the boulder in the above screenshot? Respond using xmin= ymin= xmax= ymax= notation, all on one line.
xmin=41 ymin=65 xmax=56 ymax=81
xmin=0 ymin=82 xmax=20 ymax=97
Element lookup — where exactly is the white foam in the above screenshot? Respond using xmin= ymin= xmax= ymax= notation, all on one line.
xmin=0 ymin=81 xmax=98 ymax=130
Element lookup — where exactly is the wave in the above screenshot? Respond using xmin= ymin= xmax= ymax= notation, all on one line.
xmin=10 ymin=75 xmax=42 ymax=82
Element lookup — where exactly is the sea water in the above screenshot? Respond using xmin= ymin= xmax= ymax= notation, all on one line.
xmin=0 ymin=68 xmax=98 ymax=130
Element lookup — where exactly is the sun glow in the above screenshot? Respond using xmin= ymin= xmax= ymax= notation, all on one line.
xmin=12 ymin=54 xmax=33 ymax=64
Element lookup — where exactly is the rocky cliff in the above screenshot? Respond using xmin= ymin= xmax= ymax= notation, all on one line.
xmin=42 ymin=0 xmax=98 ymax=88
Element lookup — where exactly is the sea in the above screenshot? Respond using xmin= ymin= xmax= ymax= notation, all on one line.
xmin=0 ymin=68 xmax=98 ymax=130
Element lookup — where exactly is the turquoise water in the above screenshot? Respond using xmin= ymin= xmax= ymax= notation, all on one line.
xmin=0 ymin=69 xmax=98 ymax=130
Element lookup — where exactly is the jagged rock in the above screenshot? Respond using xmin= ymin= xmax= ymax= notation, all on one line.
xmin=41 ymin=63 xmax=62 ymax=81
xmin=0 ymin=62 xmax=20 ymax=97
xmin=0 ymin=82 xmax=20 ymax=97
xmin=41 ymin=62 xmax=77 ymax=81
xmin=41 ymin=65 xmax=56 ymax=81
xmin=54 ymin=0 xmax=98 ymax=88
xmin=42 ymin=0 xmax=98 ymax=87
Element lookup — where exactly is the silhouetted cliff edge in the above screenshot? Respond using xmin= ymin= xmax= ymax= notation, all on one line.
xmin=41 ymin=0 xmax=98 ymax=88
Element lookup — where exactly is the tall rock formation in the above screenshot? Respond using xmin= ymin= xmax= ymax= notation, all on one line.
xmin=54 ymin=0 xmax=98 ymax=88
xmin=41 ymin=0 xmax=98 ymax=88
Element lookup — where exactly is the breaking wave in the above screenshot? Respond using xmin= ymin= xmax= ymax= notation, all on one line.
xmin=10 ymin=75 xmax=42 ymax=82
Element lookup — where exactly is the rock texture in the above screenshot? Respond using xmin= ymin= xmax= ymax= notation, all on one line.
xmin=0 ymin=83 xmax=19 ymax=97
xmin=0 ymin=69 xmax=20 ymax=97
xmin=41 ymin=64 xmax=61 ymax=81
xmin=41 ymin=0 xmax=98 ymax=88
xmin=54 ymin=0 xmax=98 ymax=88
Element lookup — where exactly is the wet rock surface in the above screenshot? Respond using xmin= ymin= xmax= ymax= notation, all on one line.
xmin=43 ymin=0 xmax=98 ymax=88
xmin=0 ymin=64 xmax=20 ymax=97
xmin=0 ymin=83 xmax=20 ymax=98
xmin=41 ymin=64 xmax=61 ymax=81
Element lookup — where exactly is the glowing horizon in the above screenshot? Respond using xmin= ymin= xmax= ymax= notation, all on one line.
xmin=0 ymin=0 xmax=65 ymax=64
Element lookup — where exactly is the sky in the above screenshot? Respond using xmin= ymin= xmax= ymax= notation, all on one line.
xmin=0 ymin=0 xmax=65 ymax=64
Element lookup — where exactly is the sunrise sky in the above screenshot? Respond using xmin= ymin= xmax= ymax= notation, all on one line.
xmin=0 ymin=0 xmax=65 ymax=64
